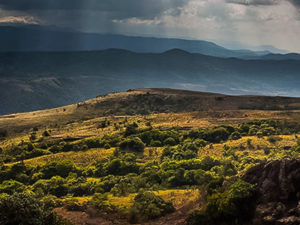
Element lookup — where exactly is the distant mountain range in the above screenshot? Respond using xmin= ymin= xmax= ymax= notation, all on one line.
xmin=0 ymin=24 xmax=274 ymax=58
xmin=255 ymin=53 xmax=300 ymax=61
xmin=0 ymin=49 xmax=300 ymax=115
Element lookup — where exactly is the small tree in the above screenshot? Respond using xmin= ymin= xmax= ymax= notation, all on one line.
xmin=119 ymin=137 xmax=145 ymax=152
xmin=43 ymin=130 xmax=51 ymax=137
xmin=130 ymin=191 xmax=175 ymax=222
xmin=0 ymin=193 xmax=64 ymax=225
xmin=0 ymin=129 xmax=8 ymax=138
xmin=230 ymin=131 xmax=241 ymax=140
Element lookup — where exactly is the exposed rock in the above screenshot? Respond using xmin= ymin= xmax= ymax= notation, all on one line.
xmin=243 ymin=159 xmax=300 ymax=225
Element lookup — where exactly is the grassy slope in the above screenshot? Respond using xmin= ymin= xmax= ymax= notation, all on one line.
xmin=1 ymin=88 xmax=300 ymax=134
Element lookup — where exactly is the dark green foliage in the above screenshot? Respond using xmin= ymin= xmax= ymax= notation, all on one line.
xmin=164 ymin=137 xmax=177 ymax=146
xmin=93 ymin=154 xmax=140 ymax=178
xmin=267 ymin=135 xmax=282 ymax=144
xmin=98 ymin=120 xmax=108 ymax=129
xmin=230 ymin=131 xmax=241 ymax=140
xmin=137 ymin=129 xmax=179 ymax=146
xmin=0 ymin=180 xmax=26 ymax=194
xmin=39 ymin=160 xmax=77 ymax=179
xmin=30 ymin=132 xmax=37 ymax=141
xmin=43 ymin=130 xmax=51 ymax=137
xmin=159 ymin=157 xmax=224 ymax=188
xmin=194 ymin=139 xmax=207 ymax=148
xmin=260 ymin=126 xmax=276 ymax=136
xmin=0 ymin=163 xmax=30 ymax=184
xmin=187 ymin=180 xmax=255 ymax=225
xmin=66 ymin=175 xmax=94 ymax=197
xmin=106 ymin=157 xmax=140 ymax=176
xmin=130 ymin=191 xmax=175 ymax=222
xmin=206 ymin=127 xmax=230 ymax=143
xmin=0 ymin=129 xmax=8 ymax=138
xmin=150 ymin=140 xmax=162 ymax=147
xmin=63 ymin=198 xmax=84 ymax=211
xmin=241 ymin=120 xmax=300 ymax=136
xmin=0 ymin=193 xmax=69 ymax=225
xmin=33 ymin=176 xmax=68 ymax=197
xmin=41 ymin=195 xmax=62 ymax=209
xmin=78 ymin=138 xmax=101 ymax=148
xmin=185 ymin=126 xmax=233 ymax=143
xmin=161 ymin=140 xmax=199 ymax=161
xmin=125 ymin=122 xmax=139 ymax=136
xmin=3 ymin=141 xmax=50 ymax=162
xmin=119 ymin=137 xmax=145 ymax=152
xmin=88 ymin=193 xmax=115 ymax=211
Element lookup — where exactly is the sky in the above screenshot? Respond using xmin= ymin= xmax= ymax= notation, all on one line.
xmin=0 ymin=0 xmax=300 ymax=52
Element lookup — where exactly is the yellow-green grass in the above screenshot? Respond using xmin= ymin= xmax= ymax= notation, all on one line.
xmin=200 ymin=134 xmax=299 ymax=158
xmin=22 ymin=148 xmax=115 ymax=167
xmin=2 ymin=107 xmax=300 ymax=142
xmin=74 ymin=189 xmax=200 ymax=210
xmin=6 ymin=134 xmax=298 ymax=168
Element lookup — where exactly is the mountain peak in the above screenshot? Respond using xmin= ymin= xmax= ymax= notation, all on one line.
xmin=163 ymin=48 xmax=191 ymax=55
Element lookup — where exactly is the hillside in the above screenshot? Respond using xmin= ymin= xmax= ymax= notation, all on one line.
xmin=1 ymin=88 xmax=300 ymax=134
xmin=1 ymin=50 xmax=300 ymax=114
xmin=1 ymin=88 xmax=300 ymax=225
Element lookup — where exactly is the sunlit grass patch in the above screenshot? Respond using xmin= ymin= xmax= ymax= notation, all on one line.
xmin=23 ymin=148 xmax=114 ymax=167
xmin=107 ymin=189 xmax=200 ymax=209
xmin=200 ymin=134 xmax=299 ymax=159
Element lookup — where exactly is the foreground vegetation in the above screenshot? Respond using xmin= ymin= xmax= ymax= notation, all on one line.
xmin=1 ymin=107 xmax=300 ymax=224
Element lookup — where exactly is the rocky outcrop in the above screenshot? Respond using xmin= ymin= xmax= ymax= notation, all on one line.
xmin=243 ymin=159 xmax=300 ymax=225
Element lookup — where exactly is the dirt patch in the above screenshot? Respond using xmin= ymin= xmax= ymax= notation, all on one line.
xmin=54 ymin=207 xmax=128 ymax=225
xmin=143 ymin=200 xmax=198 ymax=225
xmin=54 ymin=198 xmax=199 ymax=225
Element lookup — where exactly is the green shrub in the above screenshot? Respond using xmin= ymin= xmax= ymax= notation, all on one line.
xmin=33 ymin=176 xmax=68 ymax=197
xmin=0 ymin=193 xmax=63 ymax=225
xmin=0 ymin=129 xmax=8 ymax=138
xmin=89 ymin=193 xmax=115 ymax=212
xmin=119 ymin=137 xmax=145 ymax=152
xmin=43 ymin=130 xmax=51 ymax=137
xmin=163 ymin=137 xmax=177 ymax=146
xmin=187 ymin=180 xmax=255 ymax=225
xmin=81 ymin=138 xmax=101 ymax=148
xmin=124 ymin=123 xmax=139 ymax=136
xmin=267 ymin=136 xmax=282 ymax=144
xmin=194 ymin=139 xmax=207 ymax=148
xmin=260 ymin=127 xmax=276 ymax=136
xmin=150 ymin=140 xmax=162 ymax=147
xmin=229 ymin=131 xmax=241 ymax=140
xmin=30 ymin=132 xmax=37 ymax=141
xmin=105 ymin=157 xmax=139 ymax=176
xmin=130 ymin=191 xmax=175 ymax=222
xmin=206 ymin=127 xmax=230 ymax=143
xmin=64 ymin=198 xmax=84 ymax=211
xmin=40 ymin=160 xmax=77 ymax=179
xmin=0 ymin=180 xmax=26 ymax=194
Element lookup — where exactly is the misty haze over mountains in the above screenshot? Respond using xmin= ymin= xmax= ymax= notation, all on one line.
xmin=0 ymin=25 xmax=295 ymax=58
xmin=0 ymin=24 xmax=299 ymax=115
xmin=0 ymin=46 xmax=299 ymax=115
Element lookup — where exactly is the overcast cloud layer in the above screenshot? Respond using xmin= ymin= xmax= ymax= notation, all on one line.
xmin=0 ymin=0 xmax=299 ymax=52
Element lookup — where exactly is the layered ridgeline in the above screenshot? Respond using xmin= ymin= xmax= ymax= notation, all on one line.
xmin=1 ymin=50 xmax=300 ymax=114
xmin=0 ymin=25 xmax=270 ymax=57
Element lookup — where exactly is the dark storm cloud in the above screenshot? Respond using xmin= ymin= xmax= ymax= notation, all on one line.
xmin=0 ymin=0 xmax=188 ymax=19
xmin=290 ymin=0 xmax=300 ymax=7
xmin=226 ymin=0 xmax=280 ymax=5
xmin=227 ymin=0 xmax=300 ymax=8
